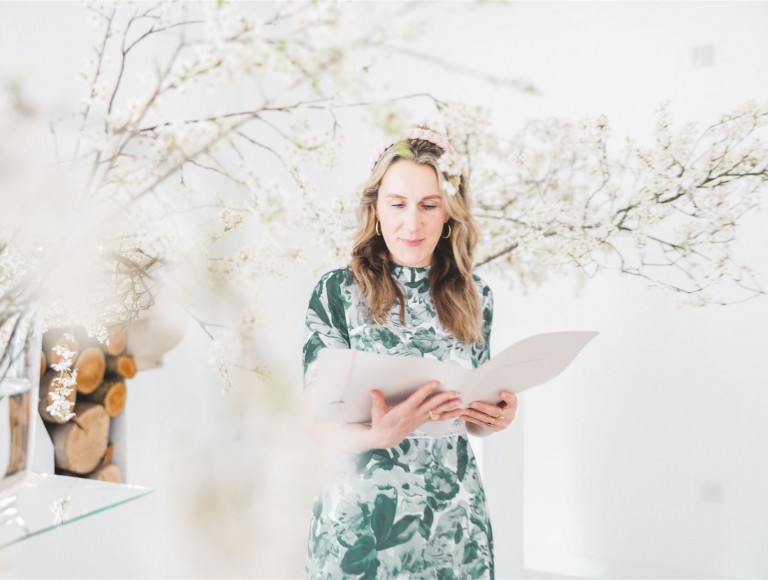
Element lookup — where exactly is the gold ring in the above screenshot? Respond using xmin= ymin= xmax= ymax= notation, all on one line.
xmin=498 ymin=413 xmax=504 ymax=420
xmin=489 ymin=417 xmax=496 ymax=427
xmin=428 ymin=410 xmax=440 ymax=421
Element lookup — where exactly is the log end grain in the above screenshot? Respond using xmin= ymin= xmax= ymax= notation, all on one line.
xmin=106 ymin=354 xmax=137 ymax=379
xmin=74 ymin=347 xmax=106 ymax=395
xmin=105 ymin=326 xmax=128 ymax=356
xmin=103 ymin=382 xmax=126 ymax=417
xmin=50 ymin=402 xmax=110 ymax=474
xmin=83 ymin=381 xmax=126 ymax=417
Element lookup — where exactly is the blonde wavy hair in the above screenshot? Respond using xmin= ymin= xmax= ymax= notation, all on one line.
xmin=349 ymin=127 xmax=484 ymax=344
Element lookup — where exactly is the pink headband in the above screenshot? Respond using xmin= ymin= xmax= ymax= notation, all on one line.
xmin=367 ymin=127 xmax=463 ymax=196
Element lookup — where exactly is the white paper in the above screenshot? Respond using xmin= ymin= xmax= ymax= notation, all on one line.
xmin=314 ymin=330 xmax=598 ymax=438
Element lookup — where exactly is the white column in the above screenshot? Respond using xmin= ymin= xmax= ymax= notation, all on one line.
xmin=483 ymin=410 xmax=525 ymax=579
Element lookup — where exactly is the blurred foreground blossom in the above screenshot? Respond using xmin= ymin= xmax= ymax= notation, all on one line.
xmin=2 ymin=1 xmax=767 ymax=407
xmin=0 ymin=1 xmax=451 ymax=392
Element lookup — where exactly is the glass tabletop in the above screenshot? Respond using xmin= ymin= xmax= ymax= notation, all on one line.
xmin=0 ymin=472 xmax=153 ymax=548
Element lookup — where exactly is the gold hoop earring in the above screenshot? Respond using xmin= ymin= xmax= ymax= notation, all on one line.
xmin=375 ymin=221 xmax=381 ymax=236
xmin=442 ymin=223 xmax=452 ymax=239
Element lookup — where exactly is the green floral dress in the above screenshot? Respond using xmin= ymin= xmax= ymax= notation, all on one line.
xmin=302 ymin=264 xmax=495 ymax=579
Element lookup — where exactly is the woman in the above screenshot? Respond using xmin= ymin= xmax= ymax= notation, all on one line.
xmin=301 ymin=126 xmax=518 ymax=579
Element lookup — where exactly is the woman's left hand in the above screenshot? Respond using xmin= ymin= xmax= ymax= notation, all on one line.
xmin=461 ymin=391 xmax=517 ymax=433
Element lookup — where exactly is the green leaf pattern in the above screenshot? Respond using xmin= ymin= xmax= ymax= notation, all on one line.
xmin=302 ymin=265 xmax=495 ymax=578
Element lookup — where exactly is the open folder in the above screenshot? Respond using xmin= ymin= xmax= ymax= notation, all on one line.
xmin=314 ymin=330 xmax=598 ymax=438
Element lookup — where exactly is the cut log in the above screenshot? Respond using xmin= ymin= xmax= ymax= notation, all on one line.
xmin=83 ymin=380 xmax=126 ymax=417
xmin=39 ymin=371 xmax=77 ymax=424
xmin=40 ymin=351 xmax=47 ymax=379
xmin=48 ymin=402 xmax=110 ymax=474
xmin=88 ymin=463 xmax=123 ymax=483
xmin=43 ymin=330 xmax=79 ymax=367
xmin=105 ymin=354 xmax=137 ymax=379
xmin=73 ymin=347 xmax=106 ymax=395
xmin=105 ymin=325 xmax=128 ymax=356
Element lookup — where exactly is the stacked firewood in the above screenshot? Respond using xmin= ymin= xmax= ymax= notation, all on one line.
xmin=39 ymin=326 xmax=136 ymax=483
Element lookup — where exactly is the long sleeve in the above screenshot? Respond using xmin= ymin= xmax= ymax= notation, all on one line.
xmin=302 ymin=269 xmax=351 ymax=388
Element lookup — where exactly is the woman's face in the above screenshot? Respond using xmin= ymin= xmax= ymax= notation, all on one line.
xmin=376 ymin=159 xmax=450 ymax=268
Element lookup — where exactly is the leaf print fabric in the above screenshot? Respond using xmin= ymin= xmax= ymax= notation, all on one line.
xmin=302 ymin=264 xmax=495 ymax=579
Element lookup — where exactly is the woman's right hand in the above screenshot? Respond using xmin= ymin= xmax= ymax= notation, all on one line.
xmin=367 ymin=381 xmax=463 ymax=449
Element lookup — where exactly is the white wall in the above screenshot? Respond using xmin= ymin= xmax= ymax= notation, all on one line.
xmin=472 ymin=2 xmax=768 ymax=578
xmin=357 ymin=2 xmax=768 ymax=577
xmin=1 ymin=2 xmax=767 ymax=578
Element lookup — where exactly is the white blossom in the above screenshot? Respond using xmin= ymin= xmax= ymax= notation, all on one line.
xmin=3 ymin=2 xmax=766 ymax=402
xmin=50 ymin=496 xmax=72 ymax=525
